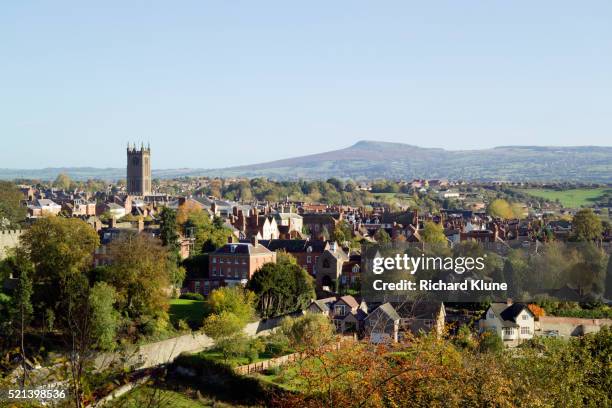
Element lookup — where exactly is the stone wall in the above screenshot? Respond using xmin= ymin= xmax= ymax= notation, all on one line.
xmin=94 ymin=313 xmax=300 ymax=371
xmin=537 ymin=316 xmax=612 ymax=338
xmin=0 ymin=229 xmax=22 ymax=260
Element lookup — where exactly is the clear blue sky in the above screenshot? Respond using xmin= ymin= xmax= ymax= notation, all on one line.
xmin=1 ymin=1 xmax=611 ymax=169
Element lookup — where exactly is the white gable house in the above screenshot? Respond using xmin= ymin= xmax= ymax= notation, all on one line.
xmin=480 ymin=301 xmax=535 ymax=346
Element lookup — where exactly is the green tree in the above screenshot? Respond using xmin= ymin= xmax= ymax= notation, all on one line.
xmin=421 ymin=221 xmax=447 ymax=245
xmin=331 ymin=220 xmax=352 ymax=243
xmin=280 ymin=313 xmax=336 ymax=352
xmin=247 ymin=260 xmax=315 ymax=319
xmin=88 ymin=282 xmax=119 ymax=351
xmin=102 ymin=232 xmax=170 ymax=322
xmin=11 ymin=254 xmax=33 ymax=387
xmin=0 ymin=181 xmax=26 ymax=229
xmin=159 ymin=207 xmax=179 ymax=249
xmin=20 ymin=217 xmax=99 ymax=313
xmin=53 ymin=173 xmax=72 ymax=190
xmin=572 ymin=208 xmax=603 ymax=241
xmin=202 ymin=311 xmax=249 ymax=363
xmin=373 ymin=228 xmax=391 ymax=244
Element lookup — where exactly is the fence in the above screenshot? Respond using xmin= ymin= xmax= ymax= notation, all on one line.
xmin=234 ymin=335 xmax=355 ymax=375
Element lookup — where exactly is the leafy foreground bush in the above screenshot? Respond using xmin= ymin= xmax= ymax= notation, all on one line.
xmin=273 ymin=327 xmax=612 ymax=408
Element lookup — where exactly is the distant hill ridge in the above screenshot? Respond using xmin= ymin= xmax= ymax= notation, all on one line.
xmin=1 ymin=141 xmax=611 ymax=182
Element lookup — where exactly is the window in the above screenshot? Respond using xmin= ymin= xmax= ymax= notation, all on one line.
xmin=242 ymin=271 xmax=247 ymax=279
xmin=334 ymin=305 xmax=346 ymax=316
xmin=212 ymin=257 xmax=216 ymax=263
xmin=521 ymin=327 xmax=531 ymax=335
xmin=235 ymin=259 xmax=239 ymax=264
xmin=212 ymin=267 xmax=217 ymax=276
xmin=488 ymin=311 xmax=494 ymax=319
xmin=503 ymin=328 xmax=514 ymax=336
xmin=424 ymin=319 xmax=434 ymax=328
xmin=228 ymin=267 xmax=232 ymax=274
xmin=220 ymin=268 xmax=224 ymax=276
xmin=194 ymin=281 xmax=201 ymax=292
xmin=522 ymin=314 xmax=528 ymax=320
xmin=323 ymin=259 xmax=330 ymax=268
xmin=307 ymin=256 xmax=311 ymax=264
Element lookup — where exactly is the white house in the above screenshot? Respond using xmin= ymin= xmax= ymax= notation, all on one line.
xmin=480 ymin=301 xmax=534 ymax=346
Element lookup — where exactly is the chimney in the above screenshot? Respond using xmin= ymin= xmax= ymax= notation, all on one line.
xmin=251 ymin=235 xmax=259 ymax=247
xmin=228 ymin=236 xmax=234 ymax=244
xmin=506 ymin=298 xmax=513 ymax=306
xmin=110 ymin=216 xmax=117 ymax=228
xmin=137 ymin=217 xmax=144 ymax=232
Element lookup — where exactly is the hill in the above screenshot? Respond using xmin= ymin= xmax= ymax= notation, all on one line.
xmin=2 ymin=141 xmax=611 ymax=182
xmin=206 ymin=141 xmax=612 ymax=182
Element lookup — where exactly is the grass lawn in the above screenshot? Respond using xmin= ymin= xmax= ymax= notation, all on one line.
xmin=515 ymin=188 xmax=610 ymax=208
xmin=169 ymin=299 xmax=206 ymax=327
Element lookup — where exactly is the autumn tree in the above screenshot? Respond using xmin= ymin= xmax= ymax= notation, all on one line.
xmin=572 ymin=208 xmax=603 ymax=241
xmin=487 ymin=199 xmax=514 ymax=219
xmin=102 ymin=232 xmax=170 ymax=323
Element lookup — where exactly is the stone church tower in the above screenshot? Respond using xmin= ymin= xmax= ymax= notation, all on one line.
xmin=126 ymin=143 xmax=151 ymax=195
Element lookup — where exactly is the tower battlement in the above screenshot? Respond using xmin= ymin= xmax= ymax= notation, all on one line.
xmin=126 ymin=142 xmax=152 ymax=196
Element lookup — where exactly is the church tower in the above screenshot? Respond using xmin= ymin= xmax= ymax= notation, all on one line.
xmin=126 ymin=143 xmax=151 ymax=196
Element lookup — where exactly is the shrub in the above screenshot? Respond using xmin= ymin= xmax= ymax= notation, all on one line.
xmin=180 ymin=292 xmax=205 ymax=301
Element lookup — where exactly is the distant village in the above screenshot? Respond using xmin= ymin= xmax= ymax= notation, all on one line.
xmin=1 ymin=145 xmax=610 ymax=350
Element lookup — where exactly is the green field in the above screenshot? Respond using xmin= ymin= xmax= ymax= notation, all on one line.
xmin=515 ymin=188 xmax=610 ymax=208
xmin=169 ymin=299 xmax=206 ymax=327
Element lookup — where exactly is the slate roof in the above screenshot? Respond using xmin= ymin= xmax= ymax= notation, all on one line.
xmin=367 ymin=302 xmax=401 ymax=322
xmin=393 ymin=301 xmax=444 ymax=320
xmin=213 ymin=242 xmax=273 ymax=256
xmin=489 ymin=302 xmax=532 ymax=328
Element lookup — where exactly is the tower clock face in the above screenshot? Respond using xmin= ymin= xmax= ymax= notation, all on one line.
xmin=132 ymin=156 xmax=140 ymax=166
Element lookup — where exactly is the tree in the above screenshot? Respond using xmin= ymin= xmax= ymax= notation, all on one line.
xmin=421 ymin=221 xmax=447 ymax=245
xmin=202 ymin=311 xmax=249 ymax=363
xmin=11 ymin=254 xmax=33 ymax=387
xmin=53 ymin=173 xmax=72 ymax=190
xmin=572 ymin=209 xmax=603 ymax=242
xmin=373 ymin=228 xmax=391 ymax=244
xmin=102 ymin=232 xmax=170 ymax=322
xmin=205 ymin=286 xmax=256 ymax=323
xmin=88 ymin=282 xmax=119 ymax=351
xmin=478 ymin=331 xmax=503 ymax=353
xmin=280 ymin=313 xmax=335 ymax=353
xmin=20 ymin=217 xmax=99 ymax=313
xmin=247 ymin=261 xmax=315 ymax=319
xmin=183 ymin=210 xmax=232 ymax=254
xmin=0 ymin=181 xmax=26 ymax=229
xmin=331 ymin=220 xmax=352 ymax=243
xmin=487 ymin=199 xmax=514 ymax=219
xmin=65 ymin=276 xmax=120 ymax=407
xmin=159 ymin=207 xmax=179 ymax=249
